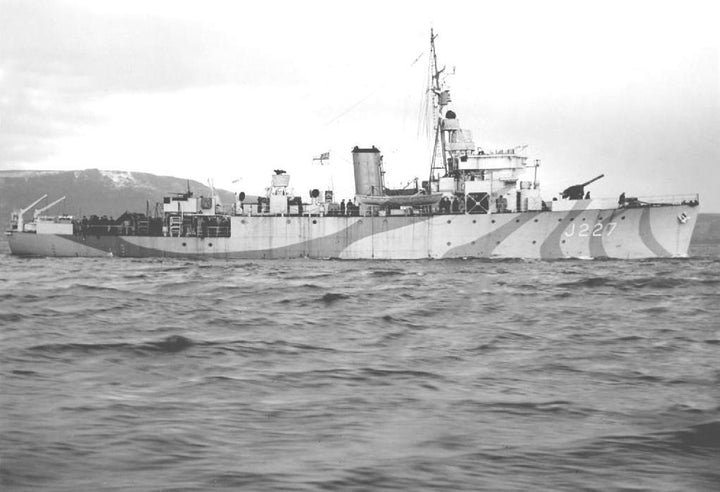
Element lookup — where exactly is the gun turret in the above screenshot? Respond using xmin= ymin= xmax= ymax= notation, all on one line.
xmin=561 ymin=174 xmax=604 ymax=200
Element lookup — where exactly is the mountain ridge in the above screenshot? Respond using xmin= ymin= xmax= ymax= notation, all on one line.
xmin=0 ymin=169 xmax=236 ymax=221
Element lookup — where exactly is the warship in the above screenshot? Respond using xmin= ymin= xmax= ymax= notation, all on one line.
xmin=5 ymin=31 xmax=699 ymax=259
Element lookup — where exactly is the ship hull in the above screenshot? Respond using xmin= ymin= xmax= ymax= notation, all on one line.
xmin=7 ymin=204 xmax=698 ymax=259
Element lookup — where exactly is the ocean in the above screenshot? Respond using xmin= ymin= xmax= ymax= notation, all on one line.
xmin=1 ymin=244 xmax=719 ymax=491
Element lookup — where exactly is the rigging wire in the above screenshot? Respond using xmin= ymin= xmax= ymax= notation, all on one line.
xmin=324 ymin=50 xmax=426 ymax=127
xmin=417 ymin=53 xmax=434 ymax=140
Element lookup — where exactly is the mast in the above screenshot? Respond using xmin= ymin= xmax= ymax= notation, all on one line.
xmin=428 ymin=29 xmax=450 ymax=187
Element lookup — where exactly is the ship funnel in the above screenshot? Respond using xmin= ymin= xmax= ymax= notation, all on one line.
xmin=352 ymin=146 xmax=383 ymax=196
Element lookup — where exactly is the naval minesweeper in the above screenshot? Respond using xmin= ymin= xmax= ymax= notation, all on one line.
xmin=5 ymin=31 xmax=699 ymax=259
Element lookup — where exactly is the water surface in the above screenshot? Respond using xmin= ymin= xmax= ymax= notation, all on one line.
xmin=1 ymin=248 xmax=719 ymax=490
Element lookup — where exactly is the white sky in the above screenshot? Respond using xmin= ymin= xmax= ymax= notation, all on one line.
xmin=1 ymin=0 xmax=719 ymax=210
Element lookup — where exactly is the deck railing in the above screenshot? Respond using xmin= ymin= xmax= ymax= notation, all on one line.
xmin=624 ymin=194 xmax=699 ymax=206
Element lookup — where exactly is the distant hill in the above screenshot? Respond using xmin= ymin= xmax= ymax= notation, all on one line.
xmin=0 ymin=169 xmax=236 ymax=221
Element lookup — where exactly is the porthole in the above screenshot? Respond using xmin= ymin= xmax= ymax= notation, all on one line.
xmin=447 ymin=220 xmax=452 ymax=224
xmin=182 ymin=242 xmax=187 ymax=247
xmin=208 ymin=243 xmax=213 ymax=247
xmin=558 ymin=218 xmax=562 ymax=222
xmin=561 ymin=239 xmax=566 ymax=244
xmin=491 ymin=219 xmax=496 ymax=224
xmin=582 ymin=217 xmax=586 ymax=221
xmin=570 ymin=218 xmax=574 ymax=221
xmin=472 ymin=219 xmax=476 ymax=224
xmin=532 ymin=240 xmax=537 ymax=244
xmin=621 ymin=216 xmax=626 ymax=220
xmin=312 ymin=219 xmax=317 ymax=224
xmin=534 ymin=218 xmax=538 ymax=223
xmin=515 ymin=219 xmax=520 ymax=223
xmin=447 ymin=242 xmax=451 ymax=246
xmin=286 ymin=219 xmax=291 ymax=224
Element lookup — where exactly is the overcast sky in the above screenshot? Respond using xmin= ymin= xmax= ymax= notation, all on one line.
xmin=1 ymin=0 xmax=719 ymax=211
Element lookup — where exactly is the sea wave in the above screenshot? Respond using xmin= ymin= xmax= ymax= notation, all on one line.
xmin=1 ymin=254 xmax=719 ymax=491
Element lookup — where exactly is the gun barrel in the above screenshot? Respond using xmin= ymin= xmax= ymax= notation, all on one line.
xmin=581 ymin=174 xmax=605 ymax=187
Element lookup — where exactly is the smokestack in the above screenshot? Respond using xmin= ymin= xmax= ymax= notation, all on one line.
xmin=351 ymin=146 xmax=383 ymax=196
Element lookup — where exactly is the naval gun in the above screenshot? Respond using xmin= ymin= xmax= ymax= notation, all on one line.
xmin=561 ymin=174 xmax=604 ymax=200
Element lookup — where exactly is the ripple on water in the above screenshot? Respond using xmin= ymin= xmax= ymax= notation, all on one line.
xmin=0 ymin=254 xmax=718 ymax=491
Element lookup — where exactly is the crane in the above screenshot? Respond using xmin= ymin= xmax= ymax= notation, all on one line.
xmin=13 ymin=194 xmax=47 ymax=232
xmin=33 ymin=196 xmax=66 ymax=220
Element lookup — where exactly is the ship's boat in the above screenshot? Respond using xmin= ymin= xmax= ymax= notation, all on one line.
xmin=356 ymin=193 xmax=442 ymax=208
xmin=5 ymin=31 xmax=699 ymax=259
